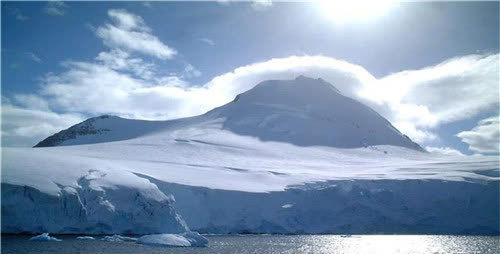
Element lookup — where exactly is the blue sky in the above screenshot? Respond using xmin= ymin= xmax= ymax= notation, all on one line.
xmin=1 ymin=1 xmax=499 ymax=155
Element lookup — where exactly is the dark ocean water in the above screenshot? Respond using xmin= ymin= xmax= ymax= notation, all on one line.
xmin=2 ymin=234 xmax=499 ymax=254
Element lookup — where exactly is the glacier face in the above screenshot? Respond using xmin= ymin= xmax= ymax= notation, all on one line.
xmin=2 ymin=149 xmax=188 ymax=234
xmin=3 ymin=76 xmax=499 ymax=234
xmin=155 ymin=179 xmax=499 ymax=235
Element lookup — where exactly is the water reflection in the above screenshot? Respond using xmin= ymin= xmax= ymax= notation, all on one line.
xmin=2 ymin=234 xmax=499 ymax=254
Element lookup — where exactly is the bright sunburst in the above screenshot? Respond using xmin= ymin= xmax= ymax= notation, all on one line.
xmin=318 ymin=0 xmax=395 ymax=24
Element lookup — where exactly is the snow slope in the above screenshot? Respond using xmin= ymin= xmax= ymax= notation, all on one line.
xmin=33 ymin=115 xmax=168 ymax=147
xmin=2 ymin=76 xmax=499 ymax=234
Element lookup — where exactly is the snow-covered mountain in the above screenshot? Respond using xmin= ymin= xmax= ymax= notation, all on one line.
xmin=34 ymin=76 xmax=423 ymax=151
xmin=2 ymin=76 xmax=499 ymax=235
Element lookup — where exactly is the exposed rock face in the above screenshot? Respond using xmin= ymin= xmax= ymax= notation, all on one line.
xmin=34 ymin=116 xmax=113 ymax=147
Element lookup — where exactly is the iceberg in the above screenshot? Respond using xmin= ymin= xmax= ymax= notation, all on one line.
xmin=101 ymin=235 xmax=138 ymax=242
xmin=137 ymin=232 xmax=208 ymax=247
xmin=76 ymin=236 xmax=95 ymax=240
xmin=30 ymin=233 xmax=61 ymax=242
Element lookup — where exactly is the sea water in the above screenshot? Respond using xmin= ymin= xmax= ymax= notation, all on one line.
xmin=2 ymin=234 xmax=499 ymax=254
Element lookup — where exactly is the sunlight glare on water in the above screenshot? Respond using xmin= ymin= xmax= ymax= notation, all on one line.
xmin=300 ymin=235 xmax=493 ymax=254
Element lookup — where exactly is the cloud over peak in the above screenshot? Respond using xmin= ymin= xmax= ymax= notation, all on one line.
xmin=4 ymin=52 xmax=498 ymax=150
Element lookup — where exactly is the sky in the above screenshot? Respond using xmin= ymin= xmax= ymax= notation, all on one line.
xmin=1 ymin=1 xmax=499 ymax=155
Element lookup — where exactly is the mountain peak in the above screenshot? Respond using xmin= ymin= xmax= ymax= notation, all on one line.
xmin=294 ymin=75 xmax=338 ymax=91
xmin=295 ymin=75 xmax=324 ymax=83
xmin=295 ymin=74 xmax=310 ymax=80
xmin=234 ymin=76 xmax=342 ymax=107
xmin=213 ymin=76 xmax=423 ymax=151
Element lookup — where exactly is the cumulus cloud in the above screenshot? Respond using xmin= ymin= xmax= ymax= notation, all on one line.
xmin=96 ymin=9 xmax=177 ymax=59
xmin=425 ymin=146 xmax=465 ymax=156
xmin=2 ymin=9 xmax=205 ymax=146
xmin=38 ymin=58 xmax=209 ymax=120
xmin=457 ymin=116 xmax=499 ymax=154
xmin=95 ymin=49 xmax=155 ymax=80
xmin=363 ymin=54 xmax=499 ymax=128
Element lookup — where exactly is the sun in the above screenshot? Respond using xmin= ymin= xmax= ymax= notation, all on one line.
xmin=318 ymin=0 xmax=395 ymax=24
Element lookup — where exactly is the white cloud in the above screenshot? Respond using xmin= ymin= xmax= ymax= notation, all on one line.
xmin=85 ymin=23 xmax=96 ymax=32
xmin=203 ymin=54 xmax=498 ymax=144
xmin=251 ymin=0 xmax=273 ymax=10
xmin=38 ymin=58 xmax=208 ymax=120
xmin=44 ymin=1 xmax=69 ymax=16
xmin=205 ymin=55 xmax=375 ymax=103
xmin=393 ymin=122 xmax=438 ymax=144
xmin=12 ymin=94 xmax=50 ymax=111
xmin=19 ymin=55 xmax=372 ymax=125
xmin=216 ymin=0 xmax=272 ymax=10
xmin=7 ymin=53 xmax=498 ymax=147
xmin=95 ymin=49 xmax=155 ymax=80
xmin=183 ymin=63 xmax=202 ymax=78
xmin=26 ymin=52 xmax=41 ymax=62
xmin=1 ymin=103 xmax=84 ymax=147
xmin=425 ymin=146 xmax=465 ymax=156
xmin=2 ymin=9 xmax=204 ymax=147
xmin=457 ymin=116 xmax=499 ymax=154
xmin=363 ymin=54 xmax=499 ymax=128
xmin=198 ymin=38 xmax=215 ymax=46
xmin=7 ymin=7 xmax=29 ymax=20
xmin=96 ymin=9 xmax=177 ymax=59
xmin=3 ymin=10 xmax=497 ymax=148
xmin=16 ymin=15 xmax=29 ymax=21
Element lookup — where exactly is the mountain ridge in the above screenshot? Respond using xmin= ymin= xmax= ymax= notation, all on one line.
xmin=34 ymin=76 xmax=424 ymax=151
